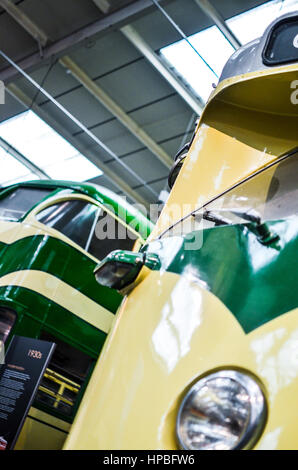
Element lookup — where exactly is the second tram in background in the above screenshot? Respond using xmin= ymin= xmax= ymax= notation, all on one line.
xmin=0 ymin=179 xmax=152 ymax=449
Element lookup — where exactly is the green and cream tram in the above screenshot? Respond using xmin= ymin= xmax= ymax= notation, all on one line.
xmin=0 ymin=179 xmax=152 ymax=449
xmin=65 ymin=12 xmax=298 ymax=450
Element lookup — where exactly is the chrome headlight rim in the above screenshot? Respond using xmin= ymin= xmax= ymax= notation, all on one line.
xmin=176 ymin=368 xmax=267 ymax=451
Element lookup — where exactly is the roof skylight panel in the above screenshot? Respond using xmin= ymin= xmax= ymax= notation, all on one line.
xmin=0 ymin=110 xmax=103 ymax=182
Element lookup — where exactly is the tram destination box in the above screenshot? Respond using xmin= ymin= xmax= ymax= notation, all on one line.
xmin=0 ymin=335 xmax=55 ymax=450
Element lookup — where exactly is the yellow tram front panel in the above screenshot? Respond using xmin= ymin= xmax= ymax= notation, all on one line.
xmin=65 ymin=270 xmax=298 ymax=450
xmin=152 ymin=62 xmax=298 ymax=239
xmin=65 ymin=12 xmax=298 ymax=451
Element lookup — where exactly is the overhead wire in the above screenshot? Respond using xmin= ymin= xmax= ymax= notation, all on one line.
xmin=0 ymin=49 xmax=159 ymax=200
xmin=151 ymin=0 xmax=218 ymax=78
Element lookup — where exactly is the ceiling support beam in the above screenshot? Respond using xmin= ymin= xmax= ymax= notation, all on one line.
xmin=0 ymin=1 xmax=155 ymax=207
xmin=59 ymin=56 xmax=172 ymax=168
xmin=0 ymin=2 xmax=158 ymax=204
xmin=0 ymin=0 xmax=48 ymax=47
xmin=121 ymin=25 xmax=204 ymax=116
xmin=7 ymin=83 xmax=150 ymax=209
xmin=0 ymin=0 xmax=172 ymax=169
xmin=0 ymin=0 xmax=154 ymax=83
xmin=194 ymin=0 xmax=241 ymax=49
xmin=0 ymin=135 xmax=50 ymax=180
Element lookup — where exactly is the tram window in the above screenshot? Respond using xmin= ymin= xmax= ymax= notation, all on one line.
xmin=204 ymin=152 xmax=298 ymax=224
xmin=263 ymin=17 xmax=298 ymax=66
xmin=36 ymin=200 xmax=97 ymax=250
xmin=36 ymin=200 xmax=138 ymax=260
xmin=0 ymin=188 xmax=52 ymax=221
xmin=263 ymin=154 xmax=298 ymax=220
xmin=34 ymin=331 xmax=94 ymax=418
xmin=87 ymin=210 xmax=138 ymax=260
xmin=163 ymin=153 xmax=298 ymax=237
xmin=0 ymin=308 xmax=16 ymax=344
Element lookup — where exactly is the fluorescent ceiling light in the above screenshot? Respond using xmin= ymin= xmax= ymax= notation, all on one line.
xmin=0 ymin=110 xmax=103 ymax=185
xmin=160 ymin=0 xmax=298 ymax=103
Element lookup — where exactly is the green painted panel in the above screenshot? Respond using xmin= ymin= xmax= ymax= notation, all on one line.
xmin=0 ymin=286 xmax=106 ymax=357
xmin=145 ymin=217 xmax=298 ymax=333
xmin=0 ymin=235 xmax=122 ymax=313
xmin=0 ymin=180 xmax=154 ymax=237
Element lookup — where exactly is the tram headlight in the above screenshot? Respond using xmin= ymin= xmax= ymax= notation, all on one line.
xmin=176 ymin=370 xmax=266 ymax=450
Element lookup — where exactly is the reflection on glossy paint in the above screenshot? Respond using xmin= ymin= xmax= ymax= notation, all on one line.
xmin=116 ymin=356 xmax=144 ymax=446
xmin=214 ymin=163 xmax=230 ymax=191
xmin=278 ymin=331 xmax=298 ymax=387
xmin=251 ymin=328 xmax=286 ymax=364
xmin=152 ymin=276 xmax=202 ymax=373
xmin=31 ymin=237 xmax=47 ymax=266
xmin=150 ymin=237 xmax=183 ymax=272
xmin=275 ymin=217 xmax=298 ymax=246
xmin=251 ymin=328 xmax=285 ymax=401
xmin=257 ymin=427 xmax=282 ymax=450
xmin=247 ymin=232 xmax=280 ymax=272
xmin=182 ymin=265 xmax=209 ymax=291
xmin=251 ymin=328 xmax=298 ymax=403
xmin=189 ymin=125 xmax=205 ymax=165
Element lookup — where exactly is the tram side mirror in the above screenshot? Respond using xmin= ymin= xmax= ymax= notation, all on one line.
xmin=94 ymin=250 xmax=144 ymax=290
xmin=94 ymin=250 xmax=161 ymax=291
xmin=168 ymin=143 xmax=190 ymax=189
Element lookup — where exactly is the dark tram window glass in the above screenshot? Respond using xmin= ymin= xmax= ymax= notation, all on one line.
xmin=87 ymin=209 xmax=137 ymax=260
xmin=0 ymin=188 xmax=52 ymax=221
xmin=0 ymin=308 xmax=16 ymax=344
xmin=34 ymin=331 xmax=94 ymax=418
xmin=36 ymin=200 xmax=98 ymax=250
xmin=263 ymin=16 xmax=298 ymax=65
xmin=36 ymin=200 xmax=138 ymax=260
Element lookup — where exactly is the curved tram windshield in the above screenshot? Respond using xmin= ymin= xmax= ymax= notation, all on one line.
xmin=205 ymin=152 xmax=298 ymax=223
xmin=163 ymin=152 xmax=298 ymax=237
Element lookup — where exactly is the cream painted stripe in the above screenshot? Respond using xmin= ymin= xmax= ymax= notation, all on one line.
xmin=0 ymin=221 xmax=61 ymax=245
xmin=0 ymin=270 xmax=114 ymax=334
xmin=0 ymin=221 xmax=101 ymax=263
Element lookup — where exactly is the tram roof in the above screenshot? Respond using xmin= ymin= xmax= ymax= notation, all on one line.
xmin=219 ymin=10 xmax=298 ymax=83
xmin=1 ymin=179 xmax=154 ymax=234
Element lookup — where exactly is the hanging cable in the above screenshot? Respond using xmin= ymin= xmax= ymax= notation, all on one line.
xmin=29 ymin=57 xmax=57 ymax=110
xmin=0 ymin=49 xmax=159 ymax=199
xmin=151 ymin=0 xmax=218 ymax=78
xmin=180 ymin=112 xmax=196 ymax=149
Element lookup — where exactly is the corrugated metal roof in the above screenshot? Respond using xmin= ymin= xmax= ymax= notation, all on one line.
xmin=0 ymin=0 xmax=270 ymax=205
